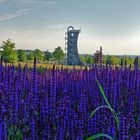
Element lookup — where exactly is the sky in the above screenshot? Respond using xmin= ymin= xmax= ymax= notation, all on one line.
xmin=0 ymin=0 xmax=140 ymax=55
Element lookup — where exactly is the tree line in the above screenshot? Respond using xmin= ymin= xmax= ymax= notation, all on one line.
xmin=80 ymin=51 xmax=136 ymax=67
xmin=0 ymin=39 xmax=65 ymax=63
xmin=0 ymin=39 xmax=138 ymax=66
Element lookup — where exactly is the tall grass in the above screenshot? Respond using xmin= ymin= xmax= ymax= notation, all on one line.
xmin=86 ymin=78 xmax=119 ymax=140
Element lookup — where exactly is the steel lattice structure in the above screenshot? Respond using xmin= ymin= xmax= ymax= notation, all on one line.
xmin=65 ymin=26 xmax=83 ymax=65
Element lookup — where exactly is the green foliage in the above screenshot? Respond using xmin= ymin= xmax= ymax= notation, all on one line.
xmin=17 ymin=49 xmax=26 ymax=62
xmin=86 ymin=79 xmax=119 ymax=140
xmin=44 ymin=50 xmax=52 ymax=61
xmin=27 ymin=51 xmax=34 ymax=61
xmin=95 ymin=79 xmax=119 ymax=127
xmin=86 ymin=133 xmax=113 ymax=140
xmin=80 ymin=55 xmax=85 ymax=64
xmin=89 ymin=105 xmax=115 ymax=119
xmin=33 ymin=49 xmax=43 ymax=62
xmin=7 ymin=126 xmax=22 ymax=140
xmin=106 ymin=55 xmax=119 ymax=65
xmin=102 ymin=55 xmax=106 ymax=64
xmin=94 ymin=50 xmax=100 ymax=64
xmin=118 ymin=55 xmax=134 ymax=66
xmin=80 ymin=55 xmax=93 ymax=65
xmin=52 ymin=46 xmax=64 ymax=63
xmin=84 ymin=54 xmax=93 ymax=65
xmin=0 ymin=50 xmax=2 ymax=57
xmin=1 ymin=39 xmax=17 ymax=63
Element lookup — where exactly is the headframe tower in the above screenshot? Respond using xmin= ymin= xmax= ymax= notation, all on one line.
xmin=65 ymin=26 xmax=83 ymax=65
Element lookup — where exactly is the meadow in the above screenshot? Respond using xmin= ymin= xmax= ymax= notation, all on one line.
xmin=0 ymin=58 xmax=140 ymax=140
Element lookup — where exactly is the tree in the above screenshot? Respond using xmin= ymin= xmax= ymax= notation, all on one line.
xmin=27 ymin=51 xmax=34 ymax=61
xmin=102 ymin=55 xmax=106 ymax=64
xmin=17 ymin=49 xmax=26 ymax=62
xmin=52 ymin=46 xmax=64 ymax=63
xmin=33 ymin=49 xmax=43 ymax=62
xmin=1 ymin=39 xmax=17 ymax=63
xmin=94 ymin=50 xmax=100 ymax=64
xmin=80 ymin=55 xmax=85 ymax=64
xmin=106 ymin=55 xmax=119 ymax=65
xmin=0 ymin=50 xmax=2 ymax=58
xmin=44 ymin=50 xmax=52 ymax=61
xmin=119 ymin=55 xmax=134 ymax=66
xmin=84 ymin=54 xmax=93 ymax=65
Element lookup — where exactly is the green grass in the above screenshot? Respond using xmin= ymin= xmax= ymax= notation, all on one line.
xmin=85 ymin=78 xmax=119 ymax=140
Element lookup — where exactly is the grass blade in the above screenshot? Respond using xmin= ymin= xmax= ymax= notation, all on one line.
xmin=89 ymin=105 xmax=116 ymax=119
xmin=95 ymin=78 xmax=111 ymax=108
xmin=85 ymin=133 xmax=113 ymax=140
xmin=95 ymin=78 xmax=119 ymax=127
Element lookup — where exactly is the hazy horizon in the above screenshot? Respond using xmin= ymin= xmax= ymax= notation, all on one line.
xmin=1 ymin=0 xmax=140 ymax=55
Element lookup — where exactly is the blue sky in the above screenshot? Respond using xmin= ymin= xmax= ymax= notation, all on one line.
xmin=0 ymin=0 xmax=140 ymax=55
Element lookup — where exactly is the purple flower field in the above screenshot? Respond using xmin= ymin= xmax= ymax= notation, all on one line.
xmin=0 ymin=58 xmax=140 ymax=140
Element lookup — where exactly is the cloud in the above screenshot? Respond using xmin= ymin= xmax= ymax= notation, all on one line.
xmin=0 ymin=0 xmax=14 ymax=3
xmin=0 ymin=9 xmax=32 ymax=21
xmin=21 ymin=0 xmax=62 ymax=4
xmin=45 ymin=24 xmax=65 ymax=30
xmin=0 ymin=0 xmax=7 ymax=2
